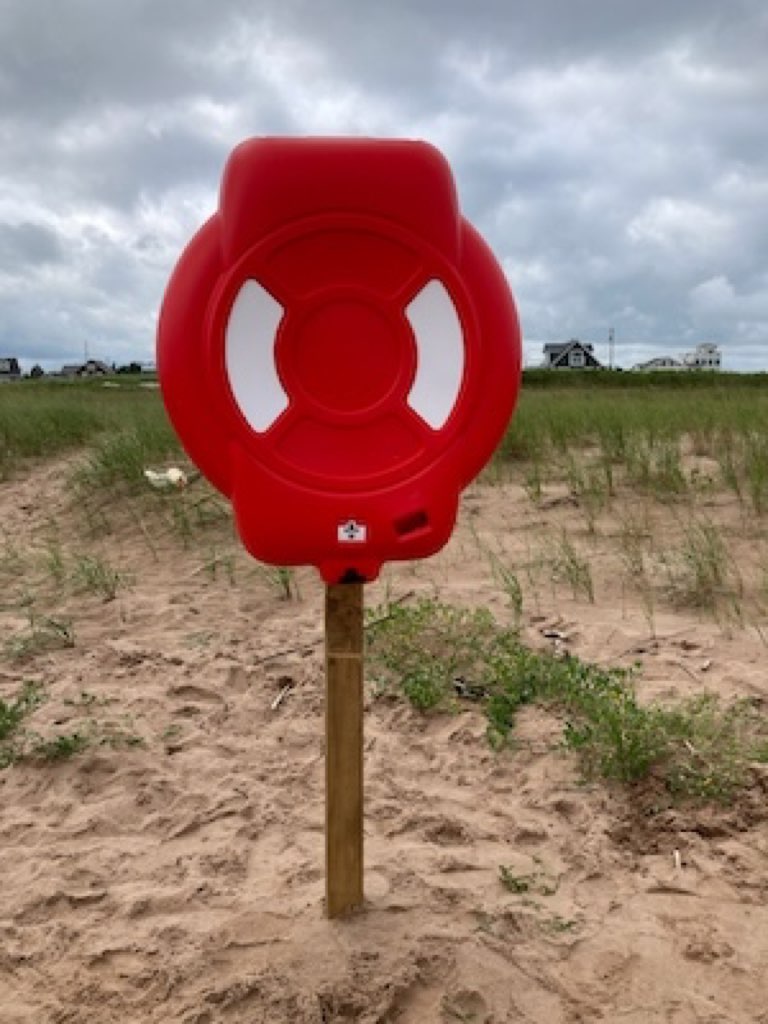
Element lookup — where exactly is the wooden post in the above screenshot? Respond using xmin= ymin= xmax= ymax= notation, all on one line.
xmin=325 ymin=582 xmax=364 ymax=918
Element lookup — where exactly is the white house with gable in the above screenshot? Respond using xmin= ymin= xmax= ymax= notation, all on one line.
xmin=633 ymin=343 xmax=723 ymax=372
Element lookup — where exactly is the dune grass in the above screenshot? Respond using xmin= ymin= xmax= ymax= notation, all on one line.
xmin=497 ymin=378 xmax=768 ymax=482
xmin=0 ymin=378 xmax=181 ymax=481
xmin=4 ymin=372 xmax=767 ymax=505
xmin=2 ymin=372 xmax=768 ymax=784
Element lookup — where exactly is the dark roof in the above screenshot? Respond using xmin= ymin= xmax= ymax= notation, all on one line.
xmin=60 ymin=360 xmax=112 ymax=375
xmin=544 ymin=339 xmax=603 ymax=369
xmin=543 ymin=340 xmax=594 ymax=354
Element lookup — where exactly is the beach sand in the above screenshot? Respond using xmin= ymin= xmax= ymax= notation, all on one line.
xmin=1 ymin=456 xmax=767 ymax=1023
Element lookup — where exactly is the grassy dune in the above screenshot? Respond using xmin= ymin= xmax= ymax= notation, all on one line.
xmin=0 ymin=377 xmax=179 ymax=481
xmin=2 ymin=371 xmax=768 ymax=801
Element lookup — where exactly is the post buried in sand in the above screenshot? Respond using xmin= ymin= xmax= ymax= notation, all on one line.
xmin=324 ymin=582 xmax=364 ymax=918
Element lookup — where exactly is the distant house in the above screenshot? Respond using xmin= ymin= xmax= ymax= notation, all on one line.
xmin=60 ymin=360 xmax=112 ymax=377
xmin=682 ymin=342 xmax=722 ymax=369
xmin=632 ymin=344 xmax=722 ymax=372
xmin=632 ymin=356 xmax=683 ymax=371
xmin=0 ymin=357 xmax=21 ymax=382
xmin=543 ymin=339 xmax=603 ymax=369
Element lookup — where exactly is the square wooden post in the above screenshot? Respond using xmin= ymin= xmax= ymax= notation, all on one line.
xmin=324 ymin=582 xmax=364 ymax=918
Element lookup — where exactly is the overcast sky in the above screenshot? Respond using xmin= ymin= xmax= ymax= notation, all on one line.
xmin=1 ymin=0 xmax=766 ymax=371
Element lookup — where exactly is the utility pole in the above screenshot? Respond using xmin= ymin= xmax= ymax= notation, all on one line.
xmin=608 ymin=327 xmax=615 ymax=370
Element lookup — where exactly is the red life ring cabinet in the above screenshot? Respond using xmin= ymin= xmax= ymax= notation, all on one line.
xmin=158 ymin=138 xmax=521 ymax=583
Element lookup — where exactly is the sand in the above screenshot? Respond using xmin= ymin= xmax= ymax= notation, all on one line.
xmin=1 ymin=456 xmax=767 ymax=1023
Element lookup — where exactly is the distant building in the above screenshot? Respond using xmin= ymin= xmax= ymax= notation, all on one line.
xmin=60 ymin=360 xmax=112 ymax=377
xmin=543 ymin=339 xmax=603 ymax=369
xmin=0 ymin=357 xmax=21 ymax=382
xmin=682 ymin=342 xmax=722 ymax=369
xmin=632 ymin=344 xmax=722 ymax=372
xmin=632 ymin=356 xmax=683 ymax=371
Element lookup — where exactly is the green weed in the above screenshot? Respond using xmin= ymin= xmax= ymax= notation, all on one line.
xmin=367 ymin=598 xmax=768 ymax=802
xmin=717 ymin=434 xmax=743 ymax=503
xmin=563 ymin=454 xmax=610 ymax=531
xmin=522 ymin=459 xmax=545 ymax=504
xmin=0 ymin=534 xmax=28 ymax=579
xmin=63 ymin=690 xmax=113 ymax=710
xmin=596 ymin=421 xmax=627 ymax=472
xmin=654 ymin=695 xmax=763 ymax=800
xmin=44 ymin=540 xmax=67 ymax=584
xmin=1 ymin=681 xmax=143 ymax=767
xmin=487 ymin=552 xmax=524 ymax=628
xmin=254 ymin=564 xmax=300 ymax=601
xmin=551 ymin=533 xmax=595 ymax=603
xmin=4 ymin=614 xmax=75 ymax=661
xmin=661 ymin=519 xmax=740 ymax=612
xmin=0 ymin=682 xmax=45 ymax=764
xmin=744 ymin=434 xmax=768 ymax=515
xmin=542 ymin=915 xmax=581 ymax=934
xmin=33 ymin=731 xmax=91 ymax=760
xmin=200 ymin=548 xmax=237 ymax=583
xmin=499 ymin=863 xmax=557 ymax=896
xmin=617 ymin=510 xmax=651 ymax=582
xmin=71 ymin=554 xmax=129 ymax=601
xmin=652 ymin=441 xmax=687 ymax=499
xmin=499 ymin=866 xmax=533 ymax=893
xmin=367 ymin=598 xmax=508 ymax=711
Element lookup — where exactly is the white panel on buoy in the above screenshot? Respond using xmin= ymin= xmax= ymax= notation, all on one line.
xmin=405 ymin=280 xmax=464 ymax=429
xmin=225 ymin=279 xmax=288 ymax=432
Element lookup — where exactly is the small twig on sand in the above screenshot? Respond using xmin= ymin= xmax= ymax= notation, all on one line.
xmin=271 ymin=683 xmax=293 ymax=710
xmin=674 ymin=660 xmax=701 ymax=684
xmin=252 ymin=641 xmax=321 ymax=667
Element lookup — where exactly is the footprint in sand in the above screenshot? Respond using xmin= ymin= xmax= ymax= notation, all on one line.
xmin=441 ymin=989 xmax=490 ymax=1023
xmin=168 ymin=683 xmax=229 ymax=720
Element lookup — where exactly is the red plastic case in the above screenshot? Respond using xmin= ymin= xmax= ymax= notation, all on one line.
xmin=158 ymin=138 xmax=521 ymax=583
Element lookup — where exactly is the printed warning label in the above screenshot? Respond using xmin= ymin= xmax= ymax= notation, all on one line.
xmin=338 ymin=520 xmax=367 ymax=543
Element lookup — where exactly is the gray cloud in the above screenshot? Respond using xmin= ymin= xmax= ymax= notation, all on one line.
xmin=0 ymin=0 xmax=766 ymax=370
xmin=0 ymin=221 xmax=64 ymax=267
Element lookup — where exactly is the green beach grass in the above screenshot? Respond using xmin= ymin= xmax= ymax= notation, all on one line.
xmin=0 ymin=376 xmax=180 ymax=481
xmin=2 ymin=370 xmax=767 ymax=800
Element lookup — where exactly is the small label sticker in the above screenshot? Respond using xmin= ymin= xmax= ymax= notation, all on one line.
xmin=338 ymin=519 xmax=367 ymax=543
